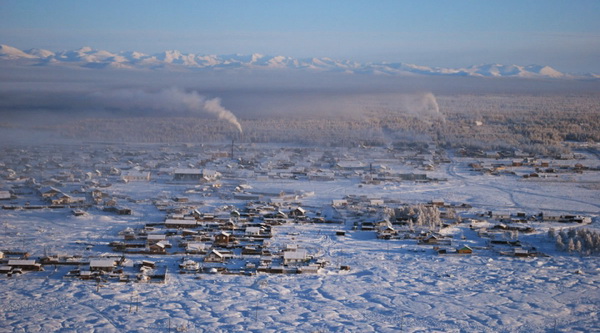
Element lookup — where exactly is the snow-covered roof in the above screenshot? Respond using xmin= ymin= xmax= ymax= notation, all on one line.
xmin=173 ymin=168 xmax=202 ymax=175
xmin=89 ymin=259 xmax=115 ymax=268
xmin=283 ymin=249 xmax=308 ymax=260
xmin=8 ymin=260 xmax=37 ymax=266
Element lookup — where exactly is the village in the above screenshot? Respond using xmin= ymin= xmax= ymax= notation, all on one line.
xmin=1 ymin=141 xmax=597 ymax=285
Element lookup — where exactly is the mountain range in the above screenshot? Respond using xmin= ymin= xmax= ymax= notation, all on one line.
xmin=0 ymin=43 xmax=592 ymax=79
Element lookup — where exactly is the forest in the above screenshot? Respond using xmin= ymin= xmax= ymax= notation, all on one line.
xmin=45 ymin=93 xmax=600 ymax=155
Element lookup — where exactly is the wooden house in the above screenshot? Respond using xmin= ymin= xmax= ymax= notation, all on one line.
xmin=283 ymin=249 xmax=308 ymax=265
xmin=149 ymin=242 xmax=167 ymax=254
xmin=185 ymin=242 xmax=207 ymax=254
xmin=39 ymin=186 xmax=62 ymax=198
xmin=7 ymin=259 xmax=42 ymax=271
xmin=457 ymin=245 xmax=473 ymax=254
xmin=244 ymin=226 xmax=260 ymax=236
xmin=289 ymin=207 xmax=306 ymax=217
xmin=146 ymin=234 xmax=166 ymax=245
xmin=214 ymin=231 xmax=231 ymax=246
xmin=89 ymin=259 xmax=116 ymax=272
xmin=121 ymin=171 xmax=151 ymax=182
xmin=422 ymin=234 xmax=440 ymax=244
xmin=204 ymin=249 xmax=225 ymax=263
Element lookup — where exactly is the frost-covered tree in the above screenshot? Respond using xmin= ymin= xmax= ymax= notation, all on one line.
xmin=567 ymin=238 xmax=576 ymax=253
xmin=555 ymin=233 xmax=565 ymax=251
xmin=555 ymin=228 xmax=600 ymax=255
xmin=548 ymin=228 xmax=556 ymax=239
xmin=575 ymin=240 xmax=583 ymax=253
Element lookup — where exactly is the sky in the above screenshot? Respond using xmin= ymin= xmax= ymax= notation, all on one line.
xmin=1 ymin=0 xmax=600 ymax=73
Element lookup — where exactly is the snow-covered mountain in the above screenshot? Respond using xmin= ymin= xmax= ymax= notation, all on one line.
xmin=0 ymin=43 xmax=584 ymax=78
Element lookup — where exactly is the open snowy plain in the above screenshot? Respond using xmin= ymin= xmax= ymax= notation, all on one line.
xmin=1 ymin=143 xmax=599 ymax=332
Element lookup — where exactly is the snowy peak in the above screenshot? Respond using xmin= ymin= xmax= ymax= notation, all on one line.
xmin=0 ymin=44 xmax=37 ymax=59
xmin=25 ymin=48 xmax=55 ymax=58
xmin=0 ymin=43 xmax=581 ymax=78
xmin=464 ymin=64 xmax=566 ymax=78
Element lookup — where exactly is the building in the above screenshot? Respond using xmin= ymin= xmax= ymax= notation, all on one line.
xmin=89 ymin=259 xmax=116 ymax=272
xmin=121 ymin=171 xmax=151 ymax=182
xmin=204 ymin=249 xmax=225 ymax=263
xmin=7 ymin=259 xmax=42 ymax=271
xmin=283 ymin=249 xmax=308 ymax=265
xmin=173 ymin=169 xmax=221 ymax=182
xmin=214 ymin=231 xmax=231 ymax=246
xmin=457 ymin=245 xmax=473 ymax=254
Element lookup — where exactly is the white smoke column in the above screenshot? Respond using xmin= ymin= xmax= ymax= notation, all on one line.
xmin=90 ymin=88 xmax=243 ymax=133
xmin=402 ymin=92 xmax=445 ymax=123
xmin=203 ymin=97 xmax=243 ymax=134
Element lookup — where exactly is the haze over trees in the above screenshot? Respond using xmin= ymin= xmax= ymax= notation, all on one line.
xmin=49 ymin=93 xmax=600 ymax=156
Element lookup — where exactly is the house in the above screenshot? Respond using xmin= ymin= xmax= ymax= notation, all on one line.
xmin=173 ymin=169 xmax=221 ymax=182
xmin=149 ymin=242 xmax=167 ymax=254
xmin=173 ymin=169 xmax=203 ymax=181
xmin=89 ymin=259 xmax=116 ymax=272
xmin=457 ymin=245 xmax=473 ymax=254
xmin=49 ymin=193 xmax=85 ymax=205
xmin=422 ymin=234 xmax=440 ymax=244
xmin=514 ymin=248 xmax=529 ymax=257
xmin=201 ymin=169 xmax=221 ymax=181
xmin=146 ymin=234 xmax=166 ymax=245
xmin=332 ymin=199 xmax=348 ymax=207
xmin=141 ymin=260 xmax=156 ymax=268
xmin=214 ymin=231 xmax=231 ymax=246
xmin=283 ymin=249 xmax=308 ymax=265
xmin=492 ymin=211 xmax=512 ymax=221
xmin=204 ymin=249 xmax=225 ymax=263
xmin=7 ymin=259 xmax=42 ymax=271
xmin=0 ymin=190 xmax=11 ymax=200
xmin=308 ymin=172 xmax=335 ymax=181
xmin=242 ymin=246 xmax=262 ymax=255
xmin=179 ymin=259 xmax=200 ymax=271
xmin=376 ymin=225 xmax=397 ymax=239
xmin=431 ymin=199 xmax=445 ymax=207
xmin=245 ymin=226 xmax=262 ymax=236
xmin=165 ymin=219 xmax=197 ymax=228
xmin=541 ymin=212 xmax=563 ymax=222
xmin=39 ymin=186 xmax=62 ymax=198
xmin=336 ymin=161 xmax=365 ymax=170
xmin=121 ymin=170 xmax=151 ymax=182
xmin=289 ymin=207 xmax=306 ymax=218
xmin=181 ymin=229 xmax=198 ymax=236
xmin=185 ymin=242 xmax=207 ymax=254
xmin=298 ymin=264 xmax=321 ymax=274
xmin=369 ymin=199 xmax=384 ymax=206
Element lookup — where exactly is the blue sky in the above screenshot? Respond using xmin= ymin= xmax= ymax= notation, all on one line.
xmin=1 ymin=0 xmax=599 ymax=72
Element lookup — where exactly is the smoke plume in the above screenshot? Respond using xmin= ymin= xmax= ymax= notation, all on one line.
xmin=91 ymin=88 xmax=243 ymax=133
xmin=402 ymin=92 xmax=445 ymax=122
xmin=203 ymin=97 xmax=243 ymax=133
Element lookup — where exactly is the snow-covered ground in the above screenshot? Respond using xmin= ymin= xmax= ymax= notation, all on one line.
xmin=1 ymin=144 xmax=599 ymax=332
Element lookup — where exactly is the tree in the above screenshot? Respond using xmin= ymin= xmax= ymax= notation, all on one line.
xmin=575 ymin=240 xmax=583 ymax=254
xmin=567 ymin=238 xmax=576 ymax=253
xmin=555 ymin=233 xmax=565 ymax=250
